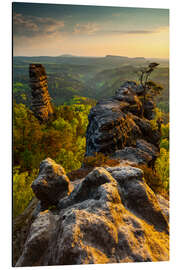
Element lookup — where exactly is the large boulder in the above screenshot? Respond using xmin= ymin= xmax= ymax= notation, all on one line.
xmin=17 ymin=164 xmax=169 ymax=266
xmin=31 ymin=158 xmax=71 ymax=208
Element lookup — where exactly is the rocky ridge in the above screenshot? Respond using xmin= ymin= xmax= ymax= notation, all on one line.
xmin=16 ymin=158 xmax=169 ymax=266
xmin=29 ymin=64 xmax=54 ymax=123
xmin=86 ymin=81 xmax=160 ymax=167
xmin=14 ymin=79 xmax=169 ymax=266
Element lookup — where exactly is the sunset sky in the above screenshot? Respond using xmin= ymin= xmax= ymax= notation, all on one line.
xmin=13 ymin=2 xmax=169 ymax=58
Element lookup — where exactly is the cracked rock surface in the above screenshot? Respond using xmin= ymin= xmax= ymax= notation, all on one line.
xmin=16 ymin=162 xmax=169 ymax=266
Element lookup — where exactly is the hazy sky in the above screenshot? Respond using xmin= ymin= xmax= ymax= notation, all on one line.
xmin=13 ymin=3 xmax=169 ymax=58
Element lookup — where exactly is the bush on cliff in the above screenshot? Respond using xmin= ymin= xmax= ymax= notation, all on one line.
xmin=154 ymin=122 xmax=169 ymax=193
xmin=155 ymin=148 xmax=169 ymax=192
xmin=136 ymin=121 xmax=169 ymax=197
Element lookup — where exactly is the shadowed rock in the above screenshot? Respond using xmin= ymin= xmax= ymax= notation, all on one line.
xmin=86 ymin=81 xmax=160 ymax=166
xmin=31 ymin=158 xmax=71 ymax=208
xmin=16 ymin=210 xmax=58 ymax=267
xmin=112 ymin=139 xmax=159 ymax=167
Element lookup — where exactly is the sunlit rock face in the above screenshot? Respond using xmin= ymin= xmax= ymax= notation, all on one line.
xmin=16 ymin=163 xmax=169 ymax=267
xmin=29 ymin=64 xmax=54 ymax=123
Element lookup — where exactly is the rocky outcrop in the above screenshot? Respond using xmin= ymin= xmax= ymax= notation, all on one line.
xmin=12 ymin=197 xmax=39 ymax=266
xmin=31 ymin=158 xmax=73 ymax=209
xmin=15 ymin=78 xmax=168 ymax=267
xmin=16 ymin=161 xmax=169 ymax=266
xmin=29 ymin=64 xmax=54 ymax=123
xmin=86 ymin=81 xmax=160 ymax=166
xmin=112 ymin=139 xmax=159 ymax=167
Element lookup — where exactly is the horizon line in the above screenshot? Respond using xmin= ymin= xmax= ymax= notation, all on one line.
xmin=13 ymin=55 xmax=169 ymax=60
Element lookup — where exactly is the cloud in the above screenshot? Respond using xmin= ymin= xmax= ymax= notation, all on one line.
xmin=95 ymin=27 xmax=168 ymax=36
xmin=102 ymin=30 xmax=155 ymax=35
xmin=72 ymin=24 xmax=167 ymax=37
xmin=126 ymin=30 xmax=155 ymax=34
xmin=13 ymin=13 xmax=64 ymax=37
xmin=74 ymin=23 xmax=100 ymax=35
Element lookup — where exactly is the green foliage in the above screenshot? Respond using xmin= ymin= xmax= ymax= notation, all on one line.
xmin=13 ymin=57 xmax=169 ymax=108
xmin=65 ymin=95 xmax=96 ymax=107
xmin=157 ymin=101 xmax=169 ymax=114
xmin=13 ymin=99 xmax=92 ymax=173
xmin=135 ymin=164 xmax=162 ymax=192
xmin=160 ymin=138 xmax=169 ymax=151
xmin=136 ymin=119 xmax=169 ymax=197
xmin=146 ymin=80 xmax=163 ymax=97
xmin=155 ymin=148 xmax=169 ymax=191
xmin=13 ymin=82 xmax=24 ymax=93
xmin=137 ymin=63 xmax=164 ymax=118
xmin=154 ymin=121 xmax=169 ymax=193
xmin=13 ymin=102 xmax=43 ymax=170
xmin=13 ymin=98 xmax=93 ymax=216
xmin=55 ymin=148 xmax=82 ymax=172
xmin=13 ymin=167 xmax=38 ymax=218
xmin=161 ymin=123 xmax=169 ymax=140
xmin=150 ymin=107 xmax=164 ymax=131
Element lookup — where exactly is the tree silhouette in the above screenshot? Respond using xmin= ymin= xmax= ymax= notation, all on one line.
xmin=138 ymin=63 xmax=163 ymax=116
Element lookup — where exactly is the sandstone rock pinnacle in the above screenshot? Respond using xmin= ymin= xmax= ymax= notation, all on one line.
xmin=29 ymin=64 xmax=54 ymax=123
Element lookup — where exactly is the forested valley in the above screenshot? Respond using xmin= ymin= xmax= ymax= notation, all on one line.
xmin=13 ymin=55 xmax=169 ymax=218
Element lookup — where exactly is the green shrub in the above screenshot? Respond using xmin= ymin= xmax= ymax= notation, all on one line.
xmin=161 ymin=123 xmax=169 ymax=140
xmin=155 ymin=148 xmax=169 ymax=192
xmin=134 ymin=163 xmax=169 ymax=199
xmin=134 ymin=164 xmax=161 ymax=191
xmin=150 ymin=107 xmax=164 ymax=131
xmin=13 ymin=168 xmax=38 ymax=218
xmin=160 ymin=138 xmax=169 ymax=151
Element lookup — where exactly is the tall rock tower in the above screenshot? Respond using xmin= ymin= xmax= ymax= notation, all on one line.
xmin=29 ymin=64 xmax=54 ymax=123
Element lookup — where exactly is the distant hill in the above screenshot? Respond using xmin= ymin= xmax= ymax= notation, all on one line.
xmin=105 ymin=55 xmax=129 ymax=59
xmin=59 ymin=54 xmax=78 ymax=57
xmin=13 ymin=55 xmax=169 ymax=112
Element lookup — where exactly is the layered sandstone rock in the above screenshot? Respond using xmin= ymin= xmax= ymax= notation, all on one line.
xmin=29 ymin=64 xmax=54 ymax=123
xmin=86 ymin=81 xmax=160 ymax=166
xmin=16 ymin=162 xmax=169 ymax=266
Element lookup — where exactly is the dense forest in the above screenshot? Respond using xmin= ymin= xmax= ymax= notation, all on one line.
xmin=13 ymin=96 xmax=95 ymax=217
xmin=13 ymin=56 xmax=169 ymax=218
